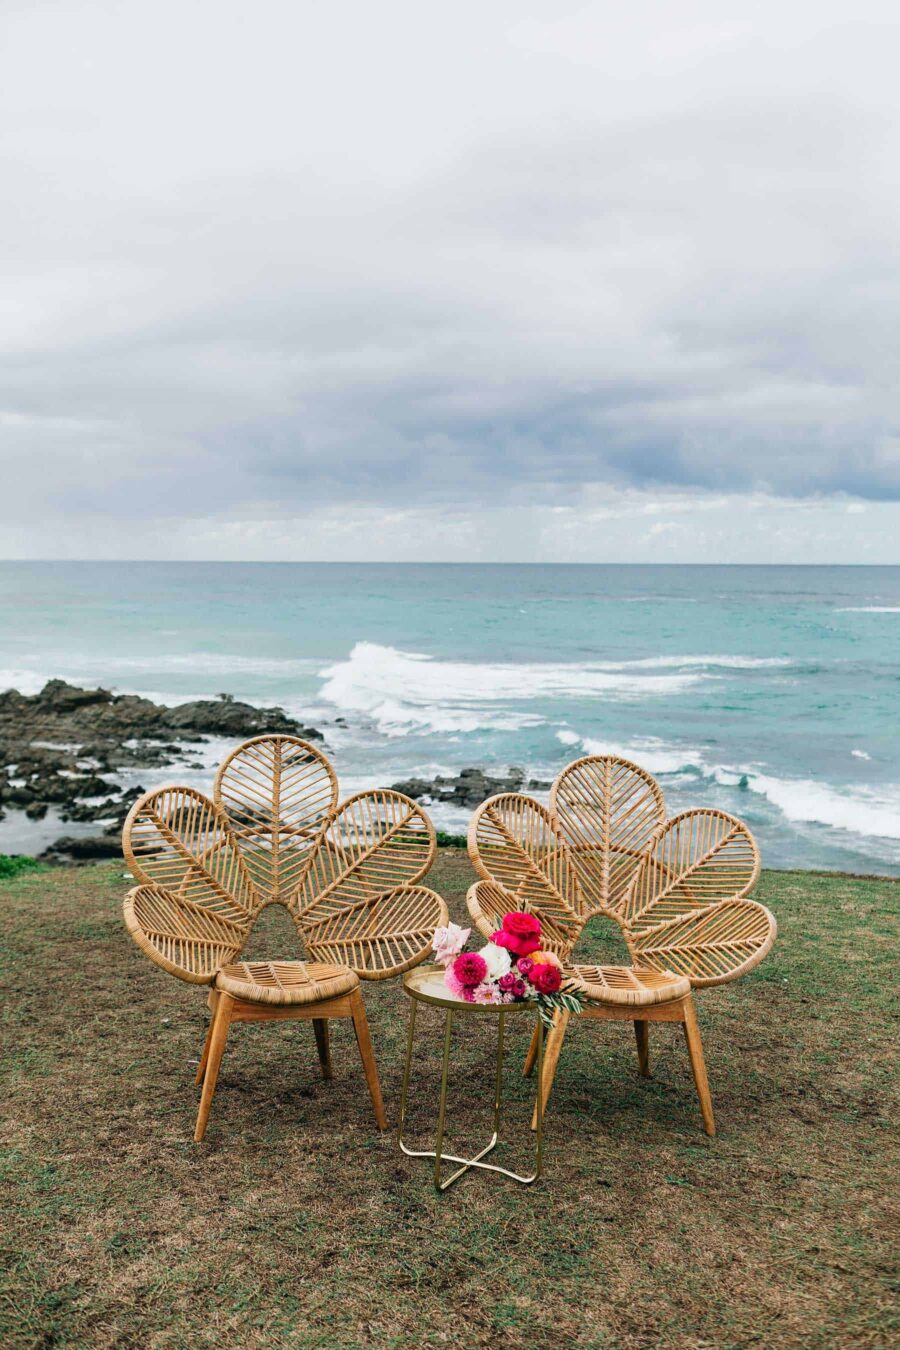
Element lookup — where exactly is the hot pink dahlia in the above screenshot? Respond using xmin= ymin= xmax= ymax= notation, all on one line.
xmin=453 ymin=951 xmax=488 ymax=988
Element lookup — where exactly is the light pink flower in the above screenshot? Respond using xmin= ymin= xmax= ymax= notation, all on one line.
xmin=470 ymin=982 xmax=505 ymax=1005
xmin=443 ymin=966 xmax=467 ymax=1000
xmin=432 ymin=922 xmax=471 ymax=966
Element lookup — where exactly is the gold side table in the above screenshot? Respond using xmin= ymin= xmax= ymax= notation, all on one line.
xmin=397 ymin=965 xmax=545 ymax=1190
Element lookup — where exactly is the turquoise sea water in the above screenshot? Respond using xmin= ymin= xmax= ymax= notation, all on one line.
xmin=0 ymin=562 xmax=898 ymax=874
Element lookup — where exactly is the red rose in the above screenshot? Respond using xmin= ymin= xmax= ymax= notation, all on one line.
xmin=491 ymin=910 xmax=542 ymax=957
xmin=530 ymin=962 xmax=562 ymax=995
xmin=453 ymin=951 xmax=488 ymax=988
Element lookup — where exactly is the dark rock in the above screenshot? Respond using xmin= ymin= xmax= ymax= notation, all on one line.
xmin=25 ymin=801 xmax=48 ymax=820
xmin=161 ymin=698 xmax=319 ymax=739
xmin=391 ymin=766 xmax=530 ymax=810
xmin=40 ymin=834 xmax=122 ymax=862
xmin=33 ymin=679 xmax=113 ymax=714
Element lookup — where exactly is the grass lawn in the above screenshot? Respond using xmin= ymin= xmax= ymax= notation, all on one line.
xmin=1 ymin=852 xmax=897 ymax=1348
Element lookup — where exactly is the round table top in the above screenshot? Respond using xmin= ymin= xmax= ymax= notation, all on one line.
xmin=403 ymin=964 xmax=538 ymax=1012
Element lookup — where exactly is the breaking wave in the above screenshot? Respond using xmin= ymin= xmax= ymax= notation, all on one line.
xmin=318 ymin=642 xmax=712 ymax=737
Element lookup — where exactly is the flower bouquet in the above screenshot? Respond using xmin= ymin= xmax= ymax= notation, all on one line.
xmin=432 ymin=912 xmax=583 ymax=1028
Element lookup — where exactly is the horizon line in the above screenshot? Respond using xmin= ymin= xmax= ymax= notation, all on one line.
xmin=0 ymin=558 xmax=898 ymax=568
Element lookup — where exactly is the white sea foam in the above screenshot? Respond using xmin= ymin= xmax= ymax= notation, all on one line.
xmin=578 ymin=735 xmax=710 ymax=777
xmin=836 ymin=606 xmax=900 ymax=613
xmin=747 ymin=774 xmax=900 ymax=840
xmin=0 ymin=668 xmax=49 ymax=695
xmin=555 ymin=729 xmax=581 ymax=746
xmin=569 ymin=733 xmax=900 ymax=841
xmin=851 ymin=749 xmax=871 ymax=760
xmin=318 ymin=642 xmax=707 ymax=737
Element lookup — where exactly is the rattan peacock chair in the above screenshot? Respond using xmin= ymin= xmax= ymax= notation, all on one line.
xmin=467 ymin=755 xmax=776 ymax=1135
xmin=122 ymin=734 xmax=447 ymax=1141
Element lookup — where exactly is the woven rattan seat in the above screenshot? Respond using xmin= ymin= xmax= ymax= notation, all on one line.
xmin=564 ymin=963 xmax=690 ymax=1007
xmin=215 ymin=960 xmax=359 ymax=1006
xmin=122 ymin=734 xmax=448 ymax=1140
xmin=466 ymin=754 xmax=777 ymax=1135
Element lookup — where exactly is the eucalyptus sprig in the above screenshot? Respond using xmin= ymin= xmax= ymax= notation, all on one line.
xmin=536 ymin=989 xmax=584 ymax=1029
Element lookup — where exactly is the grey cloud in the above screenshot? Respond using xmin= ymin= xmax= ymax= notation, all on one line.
xmin=1 ymin=1 xmax=899 ymax=553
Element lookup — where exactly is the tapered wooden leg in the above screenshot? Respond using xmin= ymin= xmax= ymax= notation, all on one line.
xmin=194 ymin=993 xmax=233 ymax=1143
xmin=531 ymin=1009 xmax=571 ymax=1130
xmin=522 ymin=1023 xmax=541 ymax=1077
xmin=194 ymin=992 xmax=220 ymax=1086
xmin=312 ymin=1018 xmax=333 ymax=1080
xmin=682 ymin=996 xmax=716 ymax=1137
xmin=634 ymin=1019 xmax=650 ymax=1077
xmin=350 ymin=990 xmax=387 ymax=1130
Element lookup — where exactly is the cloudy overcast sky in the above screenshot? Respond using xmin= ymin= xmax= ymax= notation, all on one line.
xmin=2 ymin=0 xmax=898 ymax=562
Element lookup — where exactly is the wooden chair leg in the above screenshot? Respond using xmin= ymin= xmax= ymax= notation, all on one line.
xmin=634 ymin=1019 xmax=650 ymax=1077
xmin=531 ymin=1009 xmax=571 ymax=1130
xmin=194 ymin=993 xmax=233 ymax=1143
xmin=522 ymin=1023 xmax=541 ymax=1077
xmin=682 ymin=996 xmax=716 ymax=1137
xmin=312 ymin=1018 xmax=333 ymax=1080
xmin=194 ymin=992 xmax=220 ymax=1086
xmin=349 ymin=990 xmax=387 ymax=1130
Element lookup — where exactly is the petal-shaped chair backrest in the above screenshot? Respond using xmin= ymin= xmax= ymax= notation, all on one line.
xmin=629 ymin=897 xmax=776 ymax=987
xmin=623 ymin=808 xmax=760 ymax=931
xmin=123 ymin=784 xmax=258 ymax=927
xmin=549 ymin=756 xmax=666 ymax=918
xmin=123 ymin=745 xmax=447 ymax=985
xmin=304 ymin=883 xmax=448 ymax=980
xmin=214 ymin=735 xmax=339 ymax=902
xmin=124 ymin=884 xmax=247 ymax=983
xmin=468 ymin=793 xmax=581 ymax=937
xmin=294 ymin=789 xmax=435 ymax=925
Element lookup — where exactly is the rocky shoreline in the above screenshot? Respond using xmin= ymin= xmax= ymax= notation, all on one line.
xmin=0 ymin=679 xmax=539 ymax=864
xmin=0 ymin=680 xmax=322 ymax=863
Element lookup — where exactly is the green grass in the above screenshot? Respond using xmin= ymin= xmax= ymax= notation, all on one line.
xmin=0 ymin=854 xmax=897 ymax=1347
xmin=0 ymin=854 xmax=43 ymax=880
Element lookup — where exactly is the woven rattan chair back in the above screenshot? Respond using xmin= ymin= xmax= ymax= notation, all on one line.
xmin=468 ymin=755 xmax=774 ymax=988
xmin=213 ymin=735 xmax=338 ymax=902
xmin=549 ymin=756 xmax=666 ymax=917
xmin=123 ymin=735 xmax=445 ymax=984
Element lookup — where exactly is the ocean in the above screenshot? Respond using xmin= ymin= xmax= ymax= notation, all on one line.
xmin=1 ymin=561 xmax=898 ymax=875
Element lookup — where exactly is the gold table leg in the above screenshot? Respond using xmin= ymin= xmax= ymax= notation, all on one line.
xmin=397 ymin=1002 xmax=545 ymax=1189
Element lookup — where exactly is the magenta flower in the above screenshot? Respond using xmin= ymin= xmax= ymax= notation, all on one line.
xmin=453 ymin=951 xmax=488 ymax=988
xmin=517 ymin=956 xmax=535 ymax=977
xmin=490 ymin=910 xmax=542 ymax=957
xmin=493 ymin=929 xmax=542 ymax=957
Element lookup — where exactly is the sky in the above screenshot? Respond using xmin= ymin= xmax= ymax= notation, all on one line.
xmin=1 ymin=0 xmax=899 ymax=563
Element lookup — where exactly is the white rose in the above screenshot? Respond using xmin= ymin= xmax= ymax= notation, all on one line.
xmin=479 ymin=942 xmax=512 ymax=981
